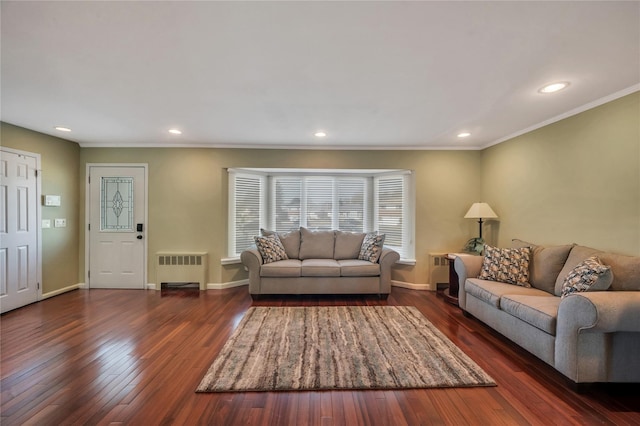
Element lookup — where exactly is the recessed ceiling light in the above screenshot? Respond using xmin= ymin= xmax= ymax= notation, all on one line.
xmin=168 ymin=129 xmax=182 ymax=135
xmin=538 ymin=82 xmax=570 ymax=94
xmin=314 ymin=131 xmax=327 ymax=138
xmin=55 ymin=126 xmax=71 ymax=132
xmin=457 ymin=132 xmax=471 ymax=138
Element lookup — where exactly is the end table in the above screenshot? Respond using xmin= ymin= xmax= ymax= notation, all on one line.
xmin=443 ymin=253 xmax=460 ymax=306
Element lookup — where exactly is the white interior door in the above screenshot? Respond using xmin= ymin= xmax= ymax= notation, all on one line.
xmin=0 ymin=148 xmax=40 ymax=313
xmin=88 ymin=165 xmax=146 ymax=289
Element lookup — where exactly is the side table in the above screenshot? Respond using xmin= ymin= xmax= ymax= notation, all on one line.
xmin=443 ymin=253 xmax=460 ymax=306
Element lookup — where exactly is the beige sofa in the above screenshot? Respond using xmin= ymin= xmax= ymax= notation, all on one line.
xmin=241 ymin=227 xmax=399 ymax=298
xmin=454 ymin=240 xmax=640 ymax=385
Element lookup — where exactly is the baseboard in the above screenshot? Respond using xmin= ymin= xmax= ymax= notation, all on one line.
xmin=146 ymin=283 xmax=157 ymax=290
xmin=207 ymin=279 xmax=249 ymax=290
xmin=42 ymin=283 xmax=83 ymax=299
xmin=391 ymin=280 xmax=433 ymax=291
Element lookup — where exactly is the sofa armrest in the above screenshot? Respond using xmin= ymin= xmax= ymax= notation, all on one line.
xmin=378 ymin=247 xmax=400 ymax=295
xmin=555 ymin=291 xmax=640 ymax=382
xmin=454 ymin=254 xmax=483 ymax=310
xmin=558 ymin=291 xmax=640 ymax=334
xmin=240 ymin=248 xmax=263 ymax=294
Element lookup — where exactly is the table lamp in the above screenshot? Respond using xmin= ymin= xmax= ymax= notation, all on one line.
xmin=464 ymin=202 xmax=498 ymax=253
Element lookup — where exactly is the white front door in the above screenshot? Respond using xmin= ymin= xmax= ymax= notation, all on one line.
xmin=0 ymin=148 xmax=40 ymax=313
xmin=88 ymin=165 xmax=147 ymax=289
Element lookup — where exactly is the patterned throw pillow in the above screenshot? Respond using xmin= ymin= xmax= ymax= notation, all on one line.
xmin=254 ymin=233 xmax=288 ymax=264
xmin=561 ymin=256 xmax=613 ymax=298
xmin=479 ymin=245 xmax=531 ymax=287
xmin=358 ymin=233 xmax=386 ymax=263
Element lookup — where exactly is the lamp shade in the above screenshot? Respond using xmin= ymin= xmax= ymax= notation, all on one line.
xmin=464 ymin=202 xmax=498 ymax=219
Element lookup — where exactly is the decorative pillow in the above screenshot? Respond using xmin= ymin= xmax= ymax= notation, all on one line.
xmin=254 ymin=233 xmax=288 ymax=264
xmin=553 ymin=245 xmax=601 ymax=296
xmin=261 ymin=228 xmax=301 ymax=259
xmin=479 ymin=245 xmax=531 ymax=287
xmin=561 ymin=256 xmax=613 ymax=298
xmin=358 ymin=233 xmax=385 ymax=263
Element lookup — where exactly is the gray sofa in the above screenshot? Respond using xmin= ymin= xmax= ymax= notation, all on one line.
xmin=241 ymin=227 xmax=400 ymax=298
xmin=454 ymin=240 xmax=640 ymax=385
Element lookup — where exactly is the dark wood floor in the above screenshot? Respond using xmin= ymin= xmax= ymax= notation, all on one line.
xmin=1 ymin=286 xmax=639 ymax=425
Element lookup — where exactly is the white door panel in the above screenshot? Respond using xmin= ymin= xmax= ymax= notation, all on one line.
xmin=88 ymin=166 xmax=146 ymax=289
xmin=0 ymin=149 xmax=40 ymax=313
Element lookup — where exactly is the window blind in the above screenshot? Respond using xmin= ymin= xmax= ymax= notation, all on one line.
xmin=230 ymin=174 xmax=262 ymax=256
xmin=229 ymin=169 xmax=414 ymax=261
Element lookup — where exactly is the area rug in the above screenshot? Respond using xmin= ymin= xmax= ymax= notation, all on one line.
xmin=196 ymin=306 xmax=495 ymax=392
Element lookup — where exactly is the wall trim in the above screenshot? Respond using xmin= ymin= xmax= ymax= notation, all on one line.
xmin=482 ymin=84 xmax=640 ymax=149
xmin=391 ymin=280 xmax=433 ymax=291
xmin=207 ymin=279 xmax=249 ymax=290
xmin=42 ymin=284 xmax=83 ymax=299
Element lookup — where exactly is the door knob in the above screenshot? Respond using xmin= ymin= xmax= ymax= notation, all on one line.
xmin=137 ymin=235 xmax=143 ymax=240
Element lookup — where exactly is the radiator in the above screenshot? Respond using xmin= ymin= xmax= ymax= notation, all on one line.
xmin=428 ymin=253 xmax=450 ymax=287
xmin=156 ymin=252 xmax=208 ymax=290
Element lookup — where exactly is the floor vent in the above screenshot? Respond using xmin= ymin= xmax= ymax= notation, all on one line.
xmin=156 ymin=252 xmax=208 ymax=290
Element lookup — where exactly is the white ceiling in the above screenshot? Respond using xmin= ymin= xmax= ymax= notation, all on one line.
xmin=2 ymin=1 xmax=639 ymax=150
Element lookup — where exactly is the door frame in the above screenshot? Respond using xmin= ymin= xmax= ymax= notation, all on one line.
xmin=0 ymin=146 xmax=42 ymax=305
xmin=85 ymin=163 xmax=149 ymax=288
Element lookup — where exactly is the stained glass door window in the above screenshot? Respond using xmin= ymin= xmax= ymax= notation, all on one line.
xmin=101 ymin=177 xmax=134 ymax=231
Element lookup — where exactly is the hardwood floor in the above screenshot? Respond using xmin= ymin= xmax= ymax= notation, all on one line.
xmin=1 ymin=286 xmax=638 ymax=425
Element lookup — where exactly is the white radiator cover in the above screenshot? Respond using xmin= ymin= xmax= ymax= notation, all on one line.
xmin=156 ymin=252 xmax=208 ymax=290
xmin=428 ymin=253 xmax=449 ymax=286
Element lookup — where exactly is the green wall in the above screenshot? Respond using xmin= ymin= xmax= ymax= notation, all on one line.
xmin=2 ymin=90 xmax=638 ymax=294
xmin=79 ymin=148 xmax=481 ymax=286
xmin=1 ymin=122 xmax=81 ymax=294
xmin=481 ymin=92 xmax=640 ymax=255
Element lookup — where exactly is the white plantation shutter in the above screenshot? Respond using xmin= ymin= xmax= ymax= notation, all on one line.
xmin=337 ymin=178 xmax=366 ymax=232
xmin=229 ymin=172 xmax=264 ymax=256
xmin=229 ymin=169 xmax=414 ymax=261
xmin=305 ymin=178 xmax=334 ymax=230
xmin=273 ymin=177 xmax=301 ymax=232
xmin=375 ymin=174 xmax=413 ymax=259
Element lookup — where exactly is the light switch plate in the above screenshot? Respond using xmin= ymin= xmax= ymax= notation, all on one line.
xmin=54 ymin=218 xmax=67 ymax=228
xmin=42 ymin=219 xmax=51 ymax=229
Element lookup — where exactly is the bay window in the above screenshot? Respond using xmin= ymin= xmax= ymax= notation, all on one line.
xmin=228 ymin=168 xmax=414 ymax=262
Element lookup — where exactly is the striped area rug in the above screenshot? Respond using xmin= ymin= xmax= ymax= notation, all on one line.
xmin=196 ymin=306 xmax=495 ymax=392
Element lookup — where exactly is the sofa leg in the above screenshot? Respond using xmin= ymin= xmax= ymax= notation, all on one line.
xmin=379 ymin=293 xmax=389 ymax=300
xmin=462 ymin=310 xmax=472 ymax=318
xmin=250 ymin=294 xmax=262 ymax=301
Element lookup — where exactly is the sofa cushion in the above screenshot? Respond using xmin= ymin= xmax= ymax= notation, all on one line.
xmin=479 ymin=245 xmax=531 ymax=287
xmin=554 ymin=245 xmax=601 ymax=296
xmin=334 ymin=231 xmax=367 ymax=260
xmin=254 ymin=234 xmax=288 ymax=264
xmin=261 ymin=228 xmax=300 ymax=259
xmin=338 ymin=259 xmax=380 ymax=277
xmin=500 ymin=295 xmax=560 ymax=335
xmin=358 ymin=233 xmax=386 ymax=263
xmin=465 ymin=278 xmax=549 ymax=309
xmin=260 ymin=259 xmax=302 ymax=277
xmin=598 ymin=252 xmax=640 ymax=291
xmin=299 ymin=227 xmax=335 ymax=259
xmin=561 ymin=256 xmax=613 ymax=298
xmin=512 ymin=239 xmax=573 ymax=294
xmin=301 ymin=259 xmax=341 ymax=276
